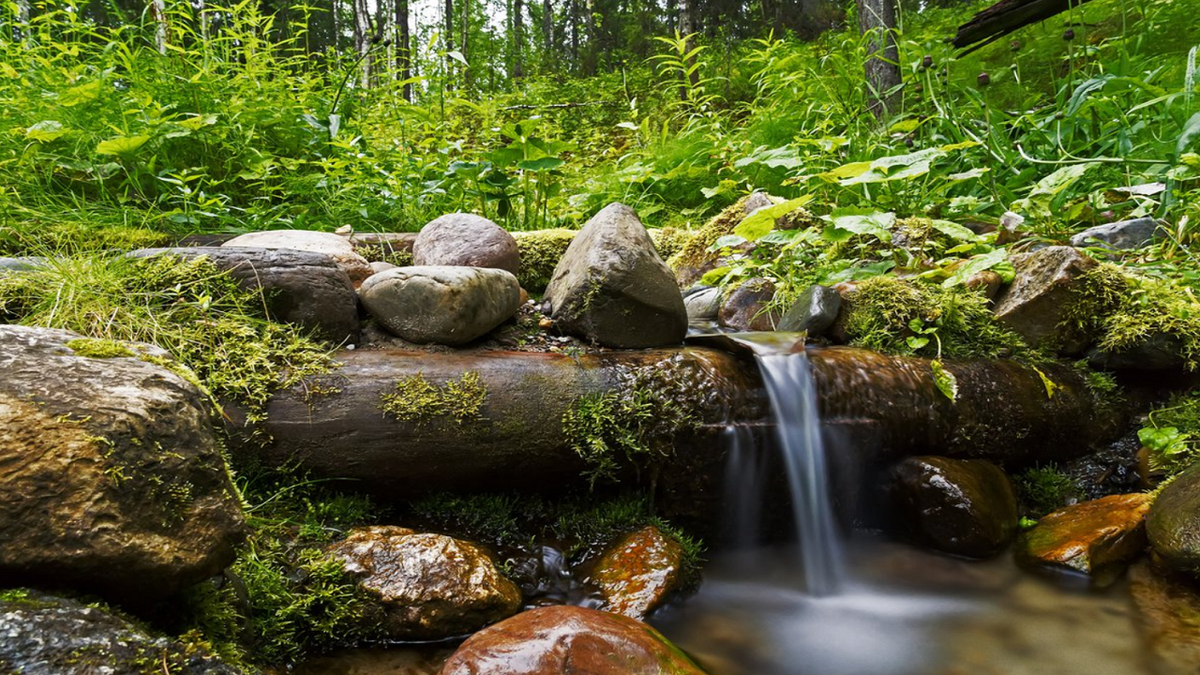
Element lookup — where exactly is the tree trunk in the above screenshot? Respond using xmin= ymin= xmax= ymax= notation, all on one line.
xmin=856 ymin=0 xmax=901 ymax=119
xmin=511 ymin=0 xmax=524 ymax=80
xmin=353 ymin=0 xmax=371 ymax=87
xmin=395 ymin=0 xmax=411 ymax=100
xmin=677 ymin=0 xmax=699 ymax=100
xmin=460 ymin=0 xmax=470 ymax=88
xmin=542 ymin=0 xmax=552 ymax=69
xmin=569 ymin=0 xmax=579 ymax=72
xmin=150 ymin=0 xmax=168 ymax=54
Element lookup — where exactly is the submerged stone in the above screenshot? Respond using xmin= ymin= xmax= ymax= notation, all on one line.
xmin=0 ymin=591 xmax=241 ymax=675
xmin=885 ymin=456 xmax=1018 ymax=558
xmin=590 ymin=526 xmax=685 ymax=619
xmin=1129 ymin=560 xmax=1200 ymax=674
xmin=326 ymin=525 xmax=522 ymax=640
xmin=0 ymin=325 xmax=245 ymax=604
xmin=993 ymin=246 xmax=1097 ymax=354
xmin=414 ymin=213 xmax=520 ymax=275
xmin=440 ymin=605 xmax=707 ymax=675
xmin=544 ymin=203 xmax=686 ymax=348
xmin=1017 ymin=493 xmax=1152 ymax=577
xmin=359 ymin=265 xmax=522 ymax=346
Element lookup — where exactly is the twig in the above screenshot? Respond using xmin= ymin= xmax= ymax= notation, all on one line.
xmin=501 ymin=101 xmax=612 ymax=110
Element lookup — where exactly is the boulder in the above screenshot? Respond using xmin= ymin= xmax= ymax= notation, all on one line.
xmin=778 ymin=285 xmax=841 ymax=335
xmin=718 ymin=278 xmax=779 ymax=331
xmin=369 ymin=260 xmax=397 ymax=275
xmin=0 ymin=325 xmax=244 ymax=604
xmin=885 ymin=456 xmax=1018 ymax=558
xmin=222 ymin=229 xmax=372 ymax=284
xmin=129 ymin=247 xmax=360 ymax=344
xmin=589 ymin=526 xmax=685 ymax=619
xmin=1087 ymin=333 xmax=1188 ymax=372
xmin=544 ymin=203 xmax=687 ymax=348
xmin=1070 ymin=217 xmax=1163 ymax=250
xmin=683 ymin=286 xmax=722 ymax=322
xmin=1017 ymin=493 xmax=1152 ymax=576
xmin=326 ymin=526 xmax=521 ymax=640
xmin=1147 ymin=462 xmax=1200 ymax=574
xmin=359 ymin=266 xmax=522 ymax=346
xmin=440 ymin=605 xmax=707 ymax=675
xmin=992 ymin=246 xmax=1097 ymax=354
xmin=0 ymin=591 xmax=240 ymax=675
xmin=413 ymin=213 xmax=520 ymax=276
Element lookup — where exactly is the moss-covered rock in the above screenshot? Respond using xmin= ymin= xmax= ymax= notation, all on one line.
xmin=512 ymin=229 xmax=576 ymax=293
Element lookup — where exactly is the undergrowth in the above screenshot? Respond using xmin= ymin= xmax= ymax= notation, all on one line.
xmin=1014 ymin=464 xmax=1082 ymax=517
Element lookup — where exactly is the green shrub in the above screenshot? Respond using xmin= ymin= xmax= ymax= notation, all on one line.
xmin=1014 ymin=465 xmax=1082 ymax=517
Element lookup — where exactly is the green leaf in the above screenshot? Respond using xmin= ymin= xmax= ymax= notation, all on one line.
xmin=517 ymin=157 xmax=565 ymax=172
xmin=1031 ymin=365 xmax=1059 ymax=399
xmin=942 ymin=248 xmax=1007 ymax=288
xmin=732 ymin=195 xmax=813 ymax=241
xmin=25 ymin=121 xmax=68 ymax=142
xmin=1139 ymin=426 xmax=1187 ymax=453
xmin=447 ymin=50 xmax=469 ymax=66
xmin=906 ymin=336 xmax=930 ymax=350
xmin=616 ymin=121 xmax=639 ymax=130
xmin=708 ymin=234 xmax=746 ymax=251
xmin=95 ymin=135 xmax=150 ymax=156
xmin=1178 ymin=112 xmax=1200 ymax=158
xmin=177 ymin=114 xmax=218 ymax=130
xmin=930 ymin=220 xmax=981 ymax=242
xmin=759 ymin=229 xmax=800 ymax=244
xmin=824 ymin=208 xmax=895 ymax=242
xmin=932 ymin=359 xmax=958 ymax=402
xmin=58 ymin=81 xmax=101 ymax=107
xmin=700 ymin=265 xmax=734 ymax=285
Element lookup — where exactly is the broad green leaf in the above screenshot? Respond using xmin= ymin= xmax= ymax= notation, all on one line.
xmin=946 ymin=168 xmax=989 ymax=181
xmin=25 ymin=121 xmax=68 ymax=142
xmin=1139 ymin=426 xmax=1187 ymax=453
xmin=616 ymin=121 xmax=639 ymax=130
xmin=1178 ymin=112 xmax=1200 ymax=158
xmin=708 ymin=234 xmax=746 ymax=251
xmin=889 ymin=118 xmax=922 ymax=133
xmin=96 ymin=135 xmax=150 ymax=156
xmin=817 ymin=161 xmax=872 ymax=182
xmin=518 ymin=157 xmax=565 ymax=172
xmin=759 ymin=229 xmax=800 ymax=244
xmin=447 ymin=50 xmax=469 ymax=66
xmin=0 ymin=63 xmax=18 ymax=78
xmin=177 ymin=114 xmax=218 ymax=130
xmin=942 ymin=248 xmax=1007 ymax=288
xmin=932 ymin=359 xmax=958 ymax=402
xmin=930 ymin=219 xmax=981 ymax=242
xmin=906 ymin=336 xmax=930 ymax=350
xmin=733 ymin=195 xmax=813 ymax=241
xmin=824 ymin=207 xmax=895 ymax=242
xmin=59 ymin=81 xmax=101 ymax=106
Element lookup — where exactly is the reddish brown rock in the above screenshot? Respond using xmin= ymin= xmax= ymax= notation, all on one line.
xmin=590 ymin=526 xmax=685 ymax=619
xmin=992 ymin=246 xmax=1097 ymax=354
xmin=718 ymin=278 xmax=780 ymax=331
xmin=326 ymin=526 xmax=522 ymax=640
xmin=440 ymin=605 xmax=707 ymax=675
xmin=1017 ymin=493 xmax=1152 ymax=576
xmin=414 ymin=213 xmax=520 ymax=275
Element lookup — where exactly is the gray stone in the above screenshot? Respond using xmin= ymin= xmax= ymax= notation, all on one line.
xmin=778 ymin=285 xmax=841 ymax=335
xmin=993 ymin=246 xmax=1097 ymax=354
xmin=0 ymin=256 xmax=48 ymax=272
xmin=222 ymin=229 xmax=372 ymax=284
xmin=413 ymin=213 xmax=519 ymax=275
xmin=326 ymin=526 xmax=521 ymax=640
xmin=0 ymin=326 xmax=245 ymax=604
xmin=369 ymin=260 xmax=397 ymax=274
xmin=1087 ymin=333 xmax=1187 ymax=372
xmin=359 ymin=266 xmax=521 ymax=346
xmin=0 ymin=592 xmax=241 ymax=675
xmin=718 ymin=278 xmax=779 ymax=331
xmin=544 ymin=203 xmax=687 ymax=348
xmin=684 ymin=287 xmax=722 ymax=321
xmin=1070 ymin=217 xmax=1163 ymax=250
xmin=129 ymin=247 xmax=360 ymax=344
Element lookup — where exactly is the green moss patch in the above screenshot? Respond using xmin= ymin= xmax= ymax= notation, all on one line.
xmin=379 ymin=371 xmax=487 ymax=425
xmin=1014 ymin=464 xmax=1082 ymax=517
xmin=66 ymin=338 xmax=136 ymax=359
xmin=513 ymin=228 xmax=576 ymax=293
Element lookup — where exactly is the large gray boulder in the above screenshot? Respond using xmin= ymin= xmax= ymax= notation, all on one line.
xmin=0 ymin=591 xmax=241 ymax=675
xmin=326 ymin=526 xmax=521 ymax=640
xmin=413 ymin=213 xmax=520 ymax=275
xmin=222 ymin=229 xmax=372 ymax=284
xmin=544 ymin=203 xmax=687 ymax=348
xmin=0 ymin=325 xmax=245 ymax=604
xmin=358 ymin=266 xmax=521 ymax=346
xmin=129 ymin=247 xmax=360 ymax=344
xmin=1070 ymin=217 xmax=1163 ymax=250
xmin=993 ymin=246 xmax=1097 ymax=354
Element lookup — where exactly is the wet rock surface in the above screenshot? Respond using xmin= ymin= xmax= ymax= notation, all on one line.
xmin=684 ymin=286 xmax=723 ymax=322
xmin=1087 ymin=333 xmax=1188 ymax=372
xmin=544 ymin=203 xmax=687 ymax=348
xmin=718 ymin=278 xmax=780 ymax=331
xmin=359 ymin=266 xmax=522 ymax=346
xmin=1017 ymin=493 xmax=1152 ymax=577
xmin=413 ymin=213 xmax=520 ymax=276
xmin=326 ymin=526 xmax=522 ymax=640
xmin=0 ymin=591 xmax=240 ymax=675
xmin=440 ymin=605 xmax=707 ymax=675
xmin=778 ymin=285 xmax=841 ymax=335
xmin=885 ymin=456 xmax=1018 ymax=558
xmin=1069 ymin=217 xmax=1163 ymax=250
xmin=222 ymin=229 xmax=372 ymax=284
xmin=129 ymin=246 xmax=360 ymax=344
xmin=590 ymin=526 xmax=685 ymax=619
xmin=0 ymin=325 xmax=244 ymax=603
xmin=0 ymin=256 xmax=48 ymax=272
xmin=993 ymin=246 xmax=1097 ymax=354
xmin=1147 ymin=462 xmax=1200 ymax=575
xmin=1129 ymin=560 xmax=1200 ymax=675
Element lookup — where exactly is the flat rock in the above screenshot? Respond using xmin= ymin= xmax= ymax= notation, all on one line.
xmin=886 ymin=456 xmax=1018 ymax=558
xmin=440 ymin=605 xmax=707 ymax=675
xmin=993 ymin=246 xmax=1097 ymax=354
xmin=359 ymin=266 xmax=522 ymax=346
xmin=129 ymin=247 xmax=360 ymax=344
xmin=414 ymin=213 xmax=520 ymax=275
xmin=1070 ymin=217 xmax=1163 ymax=250
xmin=718 ymin=278 xmax=779 ymax=331
xmin=544 ymin=203 xmax=686 ymax=348
xmin=778 ymin=285 xmax=841 ymax=335
xmin=1087 ymin=332 xmax=1187 ymax=372
xmin=0 ymin=591 xmax=241 ymax=675
xmin=222 ymin=229 xmax=372 ymax=284
xmin=327 ymin=526 xmax=521 ymax=640
xmin=0 ymin=256 xmax=48 ymax=272
xmin=1148 ymin=462 xmax=1200 ymax=574
xmin=590 ymin=526 xmax=685 ymax=619
xmin=0 ymin=325 xmax=245 ymax=604
xmin=1017 ymin=493 xmax=1152 ymax=576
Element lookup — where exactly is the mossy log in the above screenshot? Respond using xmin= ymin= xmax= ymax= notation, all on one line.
xmin=238 ymin=345 xmax=1111 ymax=501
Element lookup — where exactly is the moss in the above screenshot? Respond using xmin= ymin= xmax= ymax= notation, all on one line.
xmin=1014 ymin=464 xmax=1082 ymax=517
xmin=513 ymin=228 xmax=576 ymax=293
xmin=354 ymin=242 xmax=414 ymax=267
xmin=66 ymin=338 xmax=136 ymax=359
xmin=667 ymin=196 xmax=754 ymax=272
xmin=379 ymin=371 xmax=487 ymax=425
xmin=842 ymin=276 xmax=1030 ymax=359
xmin=649 ymin=226 xmax=692 ymax=261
